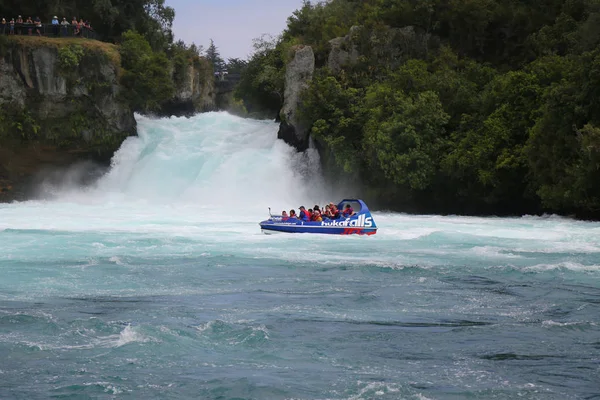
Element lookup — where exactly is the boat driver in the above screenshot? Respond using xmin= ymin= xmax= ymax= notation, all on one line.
xmin=342 ymin=204 xmax=354 ymax=217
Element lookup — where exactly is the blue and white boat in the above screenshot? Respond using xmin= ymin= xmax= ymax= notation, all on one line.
xmin=259 ymin=199 xmax=378 ymax=235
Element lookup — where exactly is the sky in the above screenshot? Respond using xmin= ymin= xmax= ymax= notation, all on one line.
xmin=166 ymin=0 xmax=305 ymax=60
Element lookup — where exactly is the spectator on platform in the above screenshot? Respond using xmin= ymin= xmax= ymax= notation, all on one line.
xmin=71 ymin=17 xmax=79 ymax=36
xmin=16 ymin=15 xmax=22 ymax=34
xmin=9 ymin=18 xmax=15 ymax=35
xmin=25 ymin=17 xmax=33 ymax=35
xmin=60 ymin=18 xmax=69 ymax=36
xmin=51 ymin=15 xmax=59 ymax=36
xmin=1 ymin=18 xmax=6 ymax=35
xmin=34 ymin=16 xmax=42 ymax=36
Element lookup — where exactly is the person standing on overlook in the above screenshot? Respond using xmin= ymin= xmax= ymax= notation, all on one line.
xmin=25 ymin=17 xmax=33 ymax=35
xmin=71 ymin=17 xmax=79 ymax=36
xmin=1 ymin=18 xmax=6 ymax=34
xmin=51 ymin=15 xmax=59 ymax=36
xmin=34 ymin=16 xmax=42 ymax=36
xmin=15 ymin=15 xmax=22 ymax=34
xmin=60 ymin=17 xmax=69 ymax=36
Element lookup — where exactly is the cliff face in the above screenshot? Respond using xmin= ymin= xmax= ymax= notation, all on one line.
xmin=277 ymin=46 xmax=315 ymax=151
xmin=0 ymin=37 xmax=136 ymax=201
xmin=0 ymin=36 xmax=219 ymax=201
xmin=164 ymin=58 xmax=216 ymax=116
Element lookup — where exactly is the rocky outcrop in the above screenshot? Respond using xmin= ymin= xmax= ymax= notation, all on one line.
xmin=0 ymin=38 xmax=136 ymax=201
xmin=277 ymin=45 xmax=315 ymax=151
xmin=328 ymin=26 xmax=361 ymax=73
xmin=163 ymin=58 xmax=216 ymax=116
xmin=328 ymin=25 xmax=433 ymax=72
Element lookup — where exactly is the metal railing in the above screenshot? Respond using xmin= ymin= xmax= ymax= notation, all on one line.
xmin=0 ymin=23 xmax=98 ymax=40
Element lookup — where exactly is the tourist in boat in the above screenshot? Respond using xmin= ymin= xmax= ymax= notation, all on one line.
xmin=342 ymin=204 xmax=354 ymax=217
xmin=289 ymin=209 xmax=297 ymax=219
xmin=281 ymin=211 xmax=288 ymax=220
xmin=331 ymin=204 xmax=341 ymax=219
xmin=311 ymin=209 xmax=323 ymax=222
xmin=299 ymin=206 xmax=310 ymax=221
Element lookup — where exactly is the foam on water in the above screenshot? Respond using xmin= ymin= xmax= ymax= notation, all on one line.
xmin=1 ymin=112 xmax=599 ymax=399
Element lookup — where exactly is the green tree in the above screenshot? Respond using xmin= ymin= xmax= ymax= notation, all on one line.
xmin=206 ymin=39 xmax=226 ymax=72
xmin=226 ymin=58 xmax=248 ymax=75
xmin=235 ymin=35 xmax=285 ymax=116
xmin=119 ymin=30 xmax=174 ymax=112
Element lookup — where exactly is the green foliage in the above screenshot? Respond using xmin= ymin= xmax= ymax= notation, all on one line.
xmin=235 ymin=35 xmax=285 ymax=116
xmin=206 ymin=39 xmax=225 ymax=72
xmin=363 ymin=89 xmax=449 ymax=190
xmin=169 ymin=39 xmax=204 ymax=87
xmin=58 ymin=45 xmax=85 ymax=71
xmin=242 ymin=0 xmax=600 ymax=217
xmin=0 ymin=105 xmax=41 ymax=140
xmin=119 ymin=30 xmax=174 ymax=112
xmin=226 ymin=58 xmax=248 ymax=75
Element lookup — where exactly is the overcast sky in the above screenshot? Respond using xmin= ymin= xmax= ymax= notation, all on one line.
xmin=166 ymin=0 xmax=305 ymax=60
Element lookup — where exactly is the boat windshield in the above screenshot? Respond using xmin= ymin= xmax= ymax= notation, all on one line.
xmin=337 ymin=200 xmax=362 ymax=214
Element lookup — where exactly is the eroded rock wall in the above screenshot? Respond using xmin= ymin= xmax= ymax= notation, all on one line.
xmin=277 ymin=45 xmax=315 ymax=151
xmin=0 ymin=40 xmax=136 ymax=201
xmin=165 ymin=58 xmax=216 ymax=116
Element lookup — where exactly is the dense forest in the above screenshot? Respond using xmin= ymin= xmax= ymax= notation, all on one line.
xmin=236 ymin=0 xmax=600 ymax=218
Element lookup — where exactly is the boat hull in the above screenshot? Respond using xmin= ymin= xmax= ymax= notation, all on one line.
xmin=260 ymin=223 xmax=377 ymax=235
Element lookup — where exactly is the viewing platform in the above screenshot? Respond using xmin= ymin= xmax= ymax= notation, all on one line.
xmin=0 ymin=23 xmax=98 ymax=40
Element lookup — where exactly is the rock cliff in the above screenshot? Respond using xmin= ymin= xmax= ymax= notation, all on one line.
xmin=0 ymin=37 xmax=135 ymax=201
xmin=327 ymin=26 xmax=361 ymax=73
xmin=277 ymin=45 xmax=315 ymax=151
xmin=0 ymin=36 xmax=219 ymax=201
xmin=163 ymin=58 xmax=216 ymax=116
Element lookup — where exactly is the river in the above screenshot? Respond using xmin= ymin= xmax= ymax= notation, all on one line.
xmin=1 ymin=113 xmax=598 ymax=399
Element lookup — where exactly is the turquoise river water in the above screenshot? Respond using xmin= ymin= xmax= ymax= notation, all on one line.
xmin=1 ymin=113 xmax=599 ymax=399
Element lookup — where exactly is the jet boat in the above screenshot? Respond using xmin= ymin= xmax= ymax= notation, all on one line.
xmin=259 ymin=199 xmax=377 ymax=235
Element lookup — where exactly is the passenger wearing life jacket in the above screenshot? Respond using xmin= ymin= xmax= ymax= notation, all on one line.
xmin=298 ymin=206 xmax=310 ymax=221
xmin=281 ymin=211 xmax=288 ymax=221
xmin=331 ymin=205 xmax=341 ymax=219
xmin=311 ymin=209 xmax=323 ymax=222
xmin=342 ymin=204 xmax=354 ymax=217
xmin=289 ymin=209 xmax=298 ymax=219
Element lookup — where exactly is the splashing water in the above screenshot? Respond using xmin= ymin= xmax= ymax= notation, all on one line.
xmin=0 ymin=113 xmax=599 ymax=399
